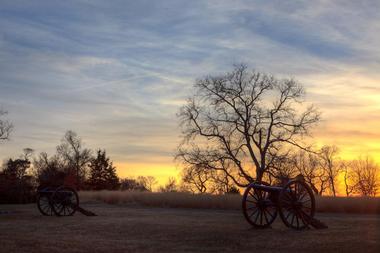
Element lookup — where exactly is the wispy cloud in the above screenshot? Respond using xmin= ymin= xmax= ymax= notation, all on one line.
xmin=1 ymin=0 xmax=380 ymax=175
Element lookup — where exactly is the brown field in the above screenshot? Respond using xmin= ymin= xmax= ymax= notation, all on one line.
xmin=80 ymin=190 xmax=380 ymax=214
xmin=0 ymin=201 xmax=379 ymax=253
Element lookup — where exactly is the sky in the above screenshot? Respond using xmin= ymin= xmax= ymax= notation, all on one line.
xmin=0 ymin=0 xmax=380 ymax=183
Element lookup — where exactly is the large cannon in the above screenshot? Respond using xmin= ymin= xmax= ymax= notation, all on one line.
xmin=242 ymin=178 xmax=327 ymax=230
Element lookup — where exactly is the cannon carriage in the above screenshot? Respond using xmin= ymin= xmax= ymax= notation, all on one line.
xmin=242 ymin=178 xmax=317 ymax=230
xmin=36 ymin=186 xmax=79 ymax=216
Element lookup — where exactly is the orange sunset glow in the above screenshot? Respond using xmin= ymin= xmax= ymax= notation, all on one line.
xmin=1 ymin=1 xmax=380 ymax=252
xmin=0 ymin=1 xmax=379 ymax=193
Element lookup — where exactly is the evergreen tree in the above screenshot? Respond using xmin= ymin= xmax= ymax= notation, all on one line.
xmin=88 ymin=150 xmax=119 ymax=190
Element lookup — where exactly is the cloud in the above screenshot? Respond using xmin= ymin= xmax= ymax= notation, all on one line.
xmin=1 ymin=0 xmax=380 ymax=175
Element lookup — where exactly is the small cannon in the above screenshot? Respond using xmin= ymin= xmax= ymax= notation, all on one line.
xmin=37 ymin=186 xmax=96 ymax=216
xmin=242 ymin=178 xmax=327 ymax=230
xmin=37 ymin=186 xmax=79 ymax=216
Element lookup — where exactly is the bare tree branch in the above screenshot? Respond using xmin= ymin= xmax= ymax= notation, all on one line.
xmin=177 ymin=65 xmax=320 ymax=186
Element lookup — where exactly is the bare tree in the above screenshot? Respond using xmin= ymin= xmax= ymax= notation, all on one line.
xmin=33 ymin=152 xmax=66 ymax=187
xmin=181 ymin=164 xmax=213 ymax=193
xmin=57 ymin=130 xmax=92 ymax=188
xmin=177 ymin=64 xmax=320 ymax=186
xmin=159 ymin=177 xmax=177 ymax=192
xmin=268 ymin=153 xmax=298 ymax=185
xmin=211 ymin=169 xmax=240 ymax=194
xmin=137 ymin=176 xmax=158 ymax=192
xmin=319 ymin=145 xmax=341 ymax=197
xmin=350 ymin=157 xmax=379 ymax=196
xmin=341 ymin=162 xmax=355 ymax=196
xmin=0 ymin=109 xmax=13 ymax=141
xmin=292 ymin=150 xmax=329 ymax=195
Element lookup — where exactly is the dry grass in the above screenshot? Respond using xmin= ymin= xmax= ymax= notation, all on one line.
xmin=0 ymin=203 xmax=379 ymax=253
xmin=80 ymin=191 xmax=239 ymax=209
xmin=80 ymin=191 xmax=380 ymax=214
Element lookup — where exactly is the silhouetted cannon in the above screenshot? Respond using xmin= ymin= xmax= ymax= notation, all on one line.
xmin=37 ymin=186 xmax=79 ymax=216
xmin=242 ymin=177 xmax=327 ymax=230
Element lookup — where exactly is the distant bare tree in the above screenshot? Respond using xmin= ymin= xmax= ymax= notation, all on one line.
xmin=268 ymin=153 xmax=298 ymax=184
xmin=177 ymin=64 xmax=320 ymax=186
xmin=159 ymin=177 xmax=177 ymax=192
xmin=212 ymin=170 xmax=240 ymax=194
xmin=57 ymin=130 xmax=92 ymax=188
xmin=319 ymin=145 xmax=341 ymax=197
xmin=120 ymin=178 xmax=146 ymax=191
xmin=350 ymin=157 xmax=379 ymax=197
xmin=33 ymin=152 xmax=66 ymax=188
xmin=181 ymin=165 xmax=213 ymax=193
xmin=137 ymin=176 xmax=158 ymax=192
xmin=292 ymin=151 xmax=329 ymax=195
xmin=0 ymin=109 xmax=13 ymax=141
xmin=341 ymin=162 xmax=355 ymax=196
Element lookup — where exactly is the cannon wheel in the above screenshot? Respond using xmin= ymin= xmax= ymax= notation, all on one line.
xmin=51 ymin=186 xmax=79 ymax=216
xmin=36 ymin=188 xmax=54 ymax=216
xmin=278 ymin=180 xmax=315 ymax=230
xmin=242 ymin=182 xmax=277 ymax=228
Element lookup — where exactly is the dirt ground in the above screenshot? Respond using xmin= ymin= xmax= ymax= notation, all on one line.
xmin=0 ymin=202 xmax=379 ymax=253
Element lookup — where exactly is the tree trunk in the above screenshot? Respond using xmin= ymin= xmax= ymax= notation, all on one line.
xmin=256 ymin=168 xmax=264 ymax=183
xmin=330 ymin=177 xmax=336 ymax=197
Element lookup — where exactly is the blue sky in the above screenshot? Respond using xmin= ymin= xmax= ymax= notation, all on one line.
xmin=1 ymin=0 xmax=380 ymax=179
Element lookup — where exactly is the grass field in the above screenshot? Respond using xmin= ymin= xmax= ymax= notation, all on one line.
xmin=0 ymin=201 xmax=379 ymax=253
xmin=80 ymin=190 xmax=380 ymax=214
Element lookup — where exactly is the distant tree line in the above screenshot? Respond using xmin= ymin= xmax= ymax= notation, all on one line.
xmin=0 ymin=129 xmax=160 ymax=203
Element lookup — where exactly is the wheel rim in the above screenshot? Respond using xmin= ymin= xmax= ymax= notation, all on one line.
xmin=51 ymin=187 xmax=79 ymax=216
xmin=279 ymin=181 xmax=315 ymax=230
xmin=37 ymin=194 xmax=54 ymax=216
xmin=242 ymin=184 xmax=277 ymax=228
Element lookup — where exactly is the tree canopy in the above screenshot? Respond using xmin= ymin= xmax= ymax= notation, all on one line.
xmin=177 ymin=64 xmax=320 ymax=186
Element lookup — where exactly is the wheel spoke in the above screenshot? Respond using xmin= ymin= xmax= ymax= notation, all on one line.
xmin=263 ymin=210 xmax=270 ymax=224
xmin=248 ymin=191 xmax=259 ymax=201
xmin=290 ymin=213 xmax=296 ymax=226
xmin=249 ymin=208 xmax=259 ymax=219
xmin=254 ymin=210 xmax=260 ymax=224
xmin=265 ymin=208 xmax=275 ymax=220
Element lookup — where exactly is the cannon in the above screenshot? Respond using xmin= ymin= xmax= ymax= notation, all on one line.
xmin=242 ymin=178 xmax=326 ymax=230
xmin=37 ymin=186 xmax=79 ymax=216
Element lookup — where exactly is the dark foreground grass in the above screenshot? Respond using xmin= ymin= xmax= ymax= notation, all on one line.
xmin=80 ymin=191 xmax=380 ymax=214
xmin=0 ymin=203 xmax=379 ymax=253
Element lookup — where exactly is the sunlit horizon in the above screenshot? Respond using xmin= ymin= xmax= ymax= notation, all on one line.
xmin=1 ymin=1 xmax=380 ymax=192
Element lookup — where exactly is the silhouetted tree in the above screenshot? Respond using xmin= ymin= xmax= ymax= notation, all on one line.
xmin=57 ymin=130 xmax=92 ymax=188
xmin=159 ymin=177 xmax=177 ymax=192
xmin=291 ymin=150 xmax=329 ymax=195
xmin=87 ymin=150 xmax=119 ymax=190
xmin=319 ymin=145 xmax=341 ymax=197
xmin=181 ymin=164 xmax=214 ymax=193
xmin=0 ymin=154 xmax=35 ymax=203
xmin=225 ymin=185 xmax=241 ymax=194
xmin=342 ymin=162 xmax=355 ymax=196
xmin=120 ymin=178 xmax=147 ymax=191
xmin=0 ymin=109 xmax=13 ymax=141
xmin=212 ymin=169 xmax=240 ymax=194
xmin=350 ymin=157 xmax=379 ymax=196
xmin=177 ymin=64 xmax=320 ymax=187
xmin=136 ymin=176 xmax=157 ymax=192
xmin=33 ymin=152 xmax=66 ymax=188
